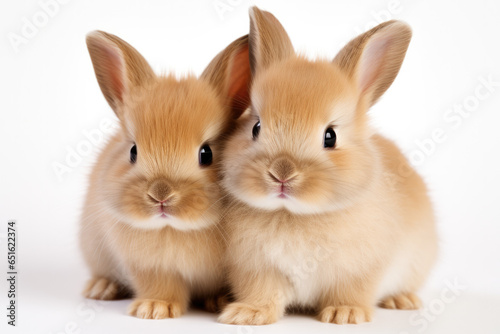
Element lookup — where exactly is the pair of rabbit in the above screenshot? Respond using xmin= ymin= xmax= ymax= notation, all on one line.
xmin=81 ymin=6 xmax=437 ymax=325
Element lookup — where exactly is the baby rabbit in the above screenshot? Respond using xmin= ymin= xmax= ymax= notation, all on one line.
xmin=80 ymin=31 xmax=250 ymax=319
xmin=219 ymin=7 xmax=438 ymax=325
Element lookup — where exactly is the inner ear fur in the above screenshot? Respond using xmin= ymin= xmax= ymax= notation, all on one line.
xmin=86 ymin=31 xmax=155 ymax=118
xmin=202 ymin=35 xmax=252 ymax=119
xmin=333 ymin=20 xmax=412 ymax=107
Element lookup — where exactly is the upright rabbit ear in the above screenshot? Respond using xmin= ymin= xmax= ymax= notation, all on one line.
xmin=333 ymin=20 xmax=412 ymax=108
xmin=248 ymin=6 xmax=294 ymax=75
xmin=202 ymin=35 xmax=252 ymax=119
xmin=86 ymin=31 xmax=155 ymax=119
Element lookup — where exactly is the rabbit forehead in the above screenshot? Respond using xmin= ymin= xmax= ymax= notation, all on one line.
xmin=128 ymin=76 xmax=226 ymax=152
xmin=252 ymin=57 xmax=357 ymax=129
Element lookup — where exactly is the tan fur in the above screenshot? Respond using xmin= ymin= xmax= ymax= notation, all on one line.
xmin=218 ymin=7 xmax=438 ymax=325
xmin=80 ymin=31 xmax=251 ymax=319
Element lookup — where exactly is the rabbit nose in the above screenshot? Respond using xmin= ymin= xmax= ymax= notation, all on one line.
xmin=269 ymin=157 xmax=297 ymax=183
xmin=147 ymin=179 xmax=173 ymax=203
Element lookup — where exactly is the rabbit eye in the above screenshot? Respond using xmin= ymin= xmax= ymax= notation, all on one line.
xmin=324 ymin=128 xmax=336 ymax=149
xmin=252 ymin=121 xmax=261 ymax=140
xmin=199 ymin=145 xmax=213 ymax=166
xmin=130 ymin=144 xmax=137 ymax=163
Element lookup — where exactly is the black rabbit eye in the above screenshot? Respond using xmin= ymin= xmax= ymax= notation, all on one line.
xmin=199 ymin=145 xmax=212 ymax=166
xmin=252 ymin=121 xmax=261 ymax=140
xmin=130 ymin=144 xmax=137 ymax=163
xmin=324 ymin=128 xmax=336 ymax=149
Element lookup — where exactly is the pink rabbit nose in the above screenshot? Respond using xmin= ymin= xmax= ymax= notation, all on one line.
xmin=268 ymin=172 xmax=293 ymax=184
xmin=268 ymin=157 xmax=298 ymax=184
xmin=147 ymin=179 xmax=174 ymax=203
xmin=158 ymin=199 xmax=171 ymax=207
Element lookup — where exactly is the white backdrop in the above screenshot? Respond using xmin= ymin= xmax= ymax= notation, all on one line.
xmin=1 ymin=0 xmax=499 ymax=333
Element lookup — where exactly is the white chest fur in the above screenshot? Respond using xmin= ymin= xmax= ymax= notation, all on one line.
xmin=254 ymin=221 xmax=339 ymax=307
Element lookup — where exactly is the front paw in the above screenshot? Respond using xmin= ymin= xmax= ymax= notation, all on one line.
xmin=83 ymin=277 xmax=121 ymax=300
xmin=379 ymin=292 xmax=422 ymax=310
xmin=218 ymin=302 xmax=279 ymax=325
xmin=128 ymin=299 xmax=184 ymax=319
xmin=318 ymin=305 xmax=372 ymax=324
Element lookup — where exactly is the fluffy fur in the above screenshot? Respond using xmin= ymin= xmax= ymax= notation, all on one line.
xmin=218 ymin=7 xmax=438 ymax=325
xmin=80 ymin=31 xmax=250 ymax=319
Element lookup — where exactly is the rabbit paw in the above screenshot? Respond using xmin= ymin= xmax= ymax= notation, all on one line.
xmin=218 ymin=302 xmax=279 ymax=325
xmin=83 ymin=277 xmax=121 ymax=300
xmin=128 ymin=299 xmax=184 ymax=319
xmin=204 ymin=295 xmax=229 ymax=313
xmin=379 ymin=292 xmax=422 ymax=310
xmin=318 ymin=305 xmax=372 ymax=324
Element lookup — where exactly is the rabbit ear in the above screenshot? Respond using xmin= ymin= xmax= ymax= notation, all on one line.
xmin=248 ymin=6 xmax=294 ymax=75
xmin=333 ymin=20 xmax=412 ymax=107
xmin=86 ymin=31 xmax=155 ymax=118
xmin=202 ymin=35 xmax=252 ymax=119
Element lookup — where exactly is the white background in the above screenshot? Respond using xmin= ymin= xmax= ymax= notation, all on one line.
xmin=1 ymin=0 xmax=500 ymax=333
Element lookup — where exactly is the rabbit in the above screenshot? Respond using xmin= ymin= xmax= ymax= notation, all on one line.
xmin=80 ymin=30 xmax=251 ymax=319
xmin=218 ymin=7 xmax=438 ymax=325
